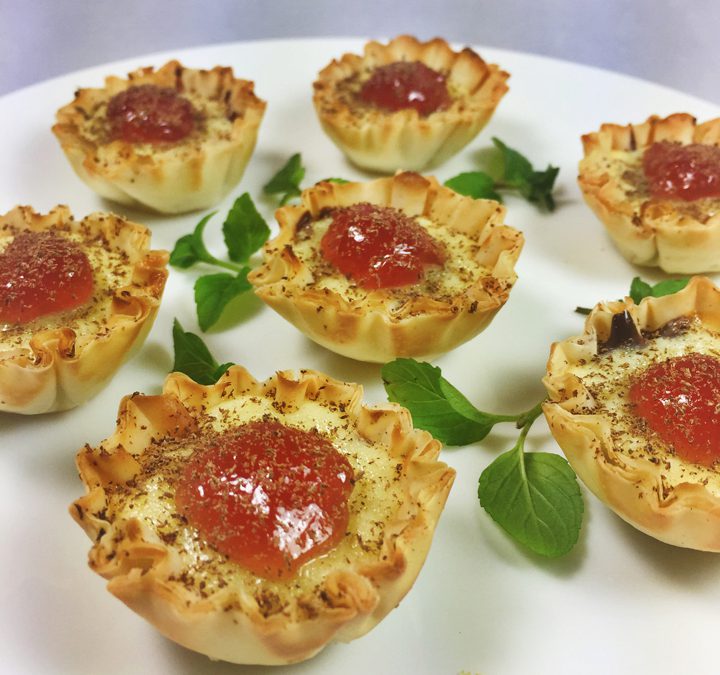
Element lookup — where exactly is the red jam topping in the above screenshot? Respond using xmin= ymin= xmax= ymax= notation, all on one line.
xmin=0 ymin=231 xmax=94 ymax=325
xmin=359 ymin=61 xmax=451 ymax=116
xmin=643 ymin=141 xmax=720 ymax=201
xmin=106 ymin=84 xmax=196 ymax=144
xmin=629 ymin=353 xmax=720 ymax=466
xmin=320 ymin=203 xmax=446 ymax=289
xmin=175 ymin=420 xmax=354 ymax=579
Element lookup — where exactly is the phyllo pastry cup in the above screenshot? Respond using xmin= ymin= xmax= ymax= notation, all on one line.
xmin=52 ymin=60 xmax=266 ymax=214
xmin=313 ymin=35 xmax=509 ymax=172
xmin=248 ymin=171 xmax=523 ymax=363
xmin=0 ymin=205 xmax=168 ymax=414
xmin=70 ymin=366 xmax=455 ymax=665
xmin=543 ymin=276 xmax=720 ymax=550
xmin=578 ymin=113 xmax=720 ymax=273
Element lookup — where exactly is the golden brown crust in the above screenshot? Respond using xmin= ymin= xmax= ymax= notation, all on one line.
xmin=248 ymin=171 xmax=523 ymax=362
xmin=52 ymin=60 xmax=266 ymax=214
xmin=313 ymin=35 xmax=509 ymax=172
xmin=543 ymin=276 xmax=720 ymax=550
xmin=0 ymin=205 xmax=168 ymax=414
xmin=70 ymin=366 xmax=455 ymax=665
xmin=578 ymin=113 xmax=720 ymax=273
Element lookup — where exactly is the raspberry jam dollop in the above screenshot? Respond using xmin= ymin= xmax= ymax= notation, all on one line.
xmin=359 ymin=61 xmax=451 ymax=116
xmin=175 ymin=420 xmax=354 ymax=579
xmin=642 ymin=141 xmax=720 ymax=201
xmin=0 ymin=231 xmax=94 ymax=325
xmin=320 ymin=203 xmax=446 ymax=289
xmin=629 ymin=352 xmax=720 ymax=466
xmin=106 ymin=84 xmax=196 ymax=144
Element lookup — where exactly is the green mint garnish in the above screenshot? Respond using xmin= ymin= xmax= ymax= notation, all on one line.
xmin=575 ymin=275 xmax=691 ymax=315
xmin=171 ymin=319 xmax=234 ymax=384
xmin=223 ymin=192 xmax=271 ymax=264
xmin=263 ymin=153 xmax=305 ymax=205
xmin=444 ymin=172 xmax=503 ymax=202
xmin=444 ymin=138 xmax=559 ymax=211
xmin=478 ymin=411 xmax=583 ymax=558
xmin=194 ymin=271 xmax=252 ymax=332
xmin=629 ymin=276 xmax=691 ymax=304
xmin=382 ymin=358 xmax=517 ymax=445
xmin=382 ymin=358 xmax=583 ymax=558
xmin=169 ymin=193 xmax=270 ymax=331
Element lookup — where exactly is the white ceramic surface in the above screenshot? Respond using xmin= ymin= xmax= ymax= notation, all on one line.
xmin=1 ymin=39 xmax=719 ymax=675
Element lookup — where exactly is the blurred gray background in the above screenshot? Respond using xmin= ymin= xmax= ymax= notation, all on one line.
xmin=1 ymin=0 xmax=718 ymax=102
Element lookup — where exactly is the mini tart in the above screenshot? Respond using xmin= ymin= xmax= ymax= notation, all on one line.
xmin=248 ymin=171 xmax=523 ymax=363
xmin=71 ymin=366 xmax=455 ymax=665
xmin=543 ymin=276 xmax=720 ymax=550
xmin=578 ymin=113 xmax=720 ymax=273
xmin=0 ymin=205 xmax=167 ymax=414
xmin=52 ymin=60 xmax=266 ymax=214
xmin=312 ymin=35 xmax=509 ymax=172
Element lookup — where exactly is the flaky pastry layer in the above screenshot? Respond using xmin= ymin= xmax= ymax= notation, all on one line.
xmin=71 ymin=366 xmax=454 ymax=665
xmin=52 ymin=60 xmax=266 ymax=214
xmin=578 ymin=113 xmax=720 ymax=273
xmin=313 ymin=35 xmax=509 ymax=172
xmin=0 ymin=205 xmax=167 ymax=414
xmin=248 ymin=171 xmax=523 ymax=362
xmin=543 ymin=276 xmax=720 ymax=550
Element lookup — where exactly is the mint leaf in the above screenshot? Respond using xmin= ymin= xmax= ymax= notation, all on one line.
xmin=171 ymin=319 xmax=234 ymax=384
xmin=321 ymin=177 xmax=350 ymax=184
xmin=222 ymin=193 xmax=270 ymax=264
xmin=169 ymin=234 xmax=200 ymax=269
xmin=478 ymin=444 xmax=583 ymax=557
xmin=525 ymin=165 xmax=560 ymax=211
xmin=212 ymin=362 xmax=234 ymax=381
xmin=628 ymin=277 xmax=653 ymax=304
xmin=629 ymin=276 xmax=690 ymax=304
xmin=194 ymin=270 xmax=252 ymax=331
xmin=264 ymin=153 xmax=305 ymax=205
xmin=576 ymin=275 xmax=691 ymax=314
xmin=384 ymin=358 xmax=580 ymax=558
xmin=171 ymin=200 xmax=269 ymax=334
xmin=382 ymin=358 xmax=512 ymax=445
xmin=492 ymin=137 xmax=559 ymax=211
xmin=492 ymin=138 xmax=534 ymax=186
xmin=169 ymin=212 xmax=218 ymax=269
xmin=444 ymin=172 xmax=503 ymax=202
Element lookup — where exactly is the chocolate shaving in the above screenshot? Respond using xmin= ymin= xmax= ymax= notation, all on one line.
xmin=600 ymin=310 xmax=646 ymax=351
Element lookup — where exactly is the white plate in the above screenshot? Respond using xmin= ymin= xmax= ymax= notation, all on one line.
xmin=2 ymin=38 xmax=720 ymax=675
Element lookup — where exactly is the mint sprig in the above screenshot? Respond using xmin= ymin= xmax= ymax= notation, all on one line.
xmin=382 ymin=358 xmax=582 ymax=558
xmin=170 ymin=193 xmax=270 ymax=331
xmin=444 ymin=137 xmax=559 ymax=211
xmin=575 ymin=275 xmax=691 ymax=315
xmin=492 ymin=138 xmax=559 ymax=211
xmin=444 ymin=172 xmax=502 ymax=203
xmin=194 ymin=271 xmax=252 ymax=332
xmin=629 ymin=276 xmax=691 ymax=304
xmin=478 ymin=415 xmax=583 ymax=558
xmin=382 ymin=358 xmax=518 ymax=445
xmin=169 ymin=212 xmax=224 ymax=270
xmin=171 ymin=319 xmax=234 ymax=384
xmin=223 ymin=193 xmax=271 ymax=263
xmin=263 ymin=153 xmax=305 ymax=205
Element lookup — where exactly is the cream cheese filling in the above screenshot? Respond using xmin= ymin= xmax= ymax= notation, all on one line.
xmin=589 ymin=148 xmax=720 ymax=222
xmin=104 ymin=397 xmax=410 ymax=615
xmin=0 ymin=228 xmax=133 ymax=350
xmin=571 ymin=317 xmax=720 ymax=494
xmin=80 ymin=90 xmax=236 ymax=159
xmin=291 ymin=214 xmax=490 ymax=309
